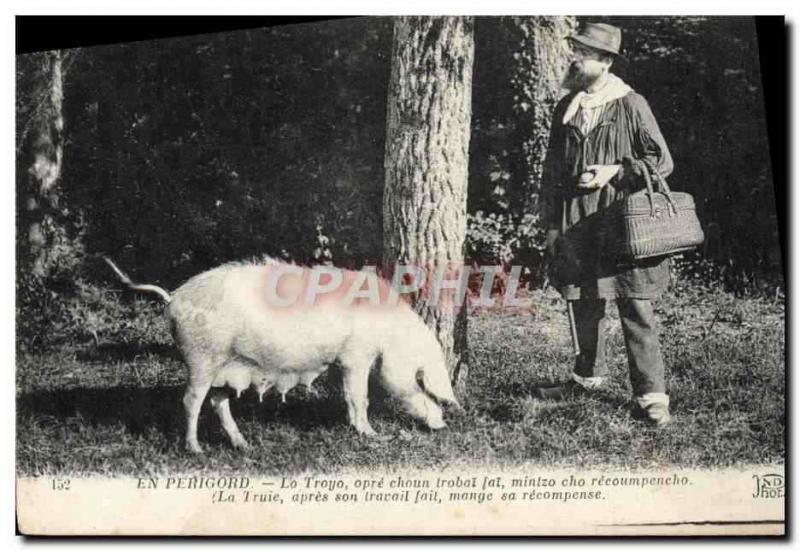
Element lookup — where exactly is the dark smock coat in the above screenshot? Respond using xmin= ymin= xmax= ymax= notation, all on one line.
xmin=542 ymin=90 xmax=674 ymax=300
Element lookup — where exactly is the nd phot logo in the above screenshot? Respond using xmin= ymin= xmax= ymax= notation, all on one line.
xmin=752 ymin=474 xmax=784 ymax=499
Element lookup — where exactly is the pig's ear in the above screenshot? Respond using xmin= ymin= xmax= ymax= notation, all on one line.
xmin=418 ymin=361 xmax=458 ymax=406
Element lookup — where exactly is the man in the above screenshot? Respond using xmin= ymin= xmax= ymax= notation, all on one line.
xmin=535 ymin=22 xmax=673 ymax=426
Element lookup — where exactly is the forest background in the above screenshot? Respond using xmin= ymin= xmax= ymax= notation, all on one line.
xmin=15 ymin=16 xmax=782 ymax=349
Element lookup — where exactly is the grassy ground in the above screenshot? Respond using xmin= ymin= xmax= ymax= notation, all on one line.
xmin=16 ymin=281 xmax=784 ymax=476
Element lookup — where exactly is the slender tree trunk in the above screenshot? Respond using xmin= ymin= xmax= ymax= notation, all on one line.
xmin=510 ymin=16 xmax=576 ymax=212
xmin=383 ymin=16 xmax=474 ymax=391
xmin=24 ymin=50 xmax=64 ymax=278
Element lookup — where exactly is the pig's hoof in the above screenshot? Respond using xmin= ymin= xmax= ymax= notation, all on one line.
xmin=355 ymin=425 xmax=378 ymax=438
xmin=186 ymin=441 xmax=205 ymax=454
xmin=232 ymin=437 xmax=251 ymax=451
xmin=426 ymin=420 xmax=447 ymax=431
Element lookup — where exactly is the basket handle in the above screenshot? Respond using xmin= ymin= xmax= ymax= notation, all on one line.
xmin=640 ymin=159 xmax=677 ymax=216
xmin=642 ymin=158 xmax=672 ymax=193
xmin=639 ymin=159 xmax=657 ymax=216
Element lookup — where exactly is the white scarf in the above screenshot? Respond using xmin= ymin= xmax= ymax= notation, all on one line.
xmin=562 ymin=73 xmax=633 ymax=126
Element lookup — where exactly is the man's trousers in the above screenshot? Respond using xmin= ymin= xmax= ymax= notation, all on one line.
xmin=571 ymin=298 xmax=666 ymax=395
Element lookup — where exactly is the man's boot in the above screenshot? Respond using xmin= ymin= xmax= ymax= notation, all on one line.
xmin=534 ymin=374 xmax=603 ymax=401
xmin=633 ymin=393 xmax=671 ymax=426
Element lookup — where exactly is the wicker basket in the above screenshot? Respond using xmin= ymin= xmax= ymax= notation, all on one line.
xmin=606 ymin=160 xmax=704 ymax=261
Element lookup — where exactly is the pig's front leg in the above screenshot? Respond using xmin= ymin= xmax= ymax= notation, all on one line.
xmin=339 ymin=351 xmax=377 ymax=436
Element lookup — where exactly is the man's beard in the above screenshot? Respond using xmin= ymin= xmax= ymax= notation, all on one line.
xmin=562 ymin=62 xmax=605 ymax=92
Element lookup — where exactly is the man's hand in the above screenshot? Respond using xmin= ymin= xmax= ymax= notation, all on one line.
xmin=545 ymin=229 xmax=559 ymax=258
xmin=577 ymin=164 xmax=620 ymax=190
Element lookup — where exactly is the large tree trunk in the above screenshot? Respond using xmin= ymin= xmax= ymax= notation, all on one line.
xmin=383 ymin=16 xmax=474 ymax=392
xmin=510 ymin=16 xmax=576 ymax=213
xmin=22 ymin=50 xmax=65 ymax=278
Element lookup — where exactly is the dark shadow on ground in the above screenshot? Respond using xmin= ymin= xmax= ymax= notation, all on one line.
xmin=16 ymin=364 xmax=403 ymax=447
xmin=17 ymin=384 xmax=187 ymax=441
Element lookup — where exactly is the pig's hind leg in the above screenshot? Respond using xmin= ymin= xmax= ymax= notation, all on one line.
xmin=182 ymin=351 xmax=223 ymax=454
xmin=209 ymin=388 xmax=250 ymax=450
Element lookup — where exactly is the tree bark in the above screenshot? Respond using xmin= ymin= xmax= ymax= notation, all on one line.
xmin=383 ymin=16 xmax=474 ymax=391
xmin=510 ymin=16 xmax=576 ymax=212
xmin=23 ymin=50 xmax=64 ymax=278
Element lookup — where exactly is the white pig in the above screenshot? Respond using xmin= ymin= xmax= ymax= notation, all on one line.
xmin=105 ymin=257 xmax=460 ymax=453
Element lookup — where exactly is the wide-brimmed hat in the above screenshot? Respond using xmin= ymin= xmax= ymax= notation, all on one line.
xmin=568 ymin=22 xmax=627 ymax=62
